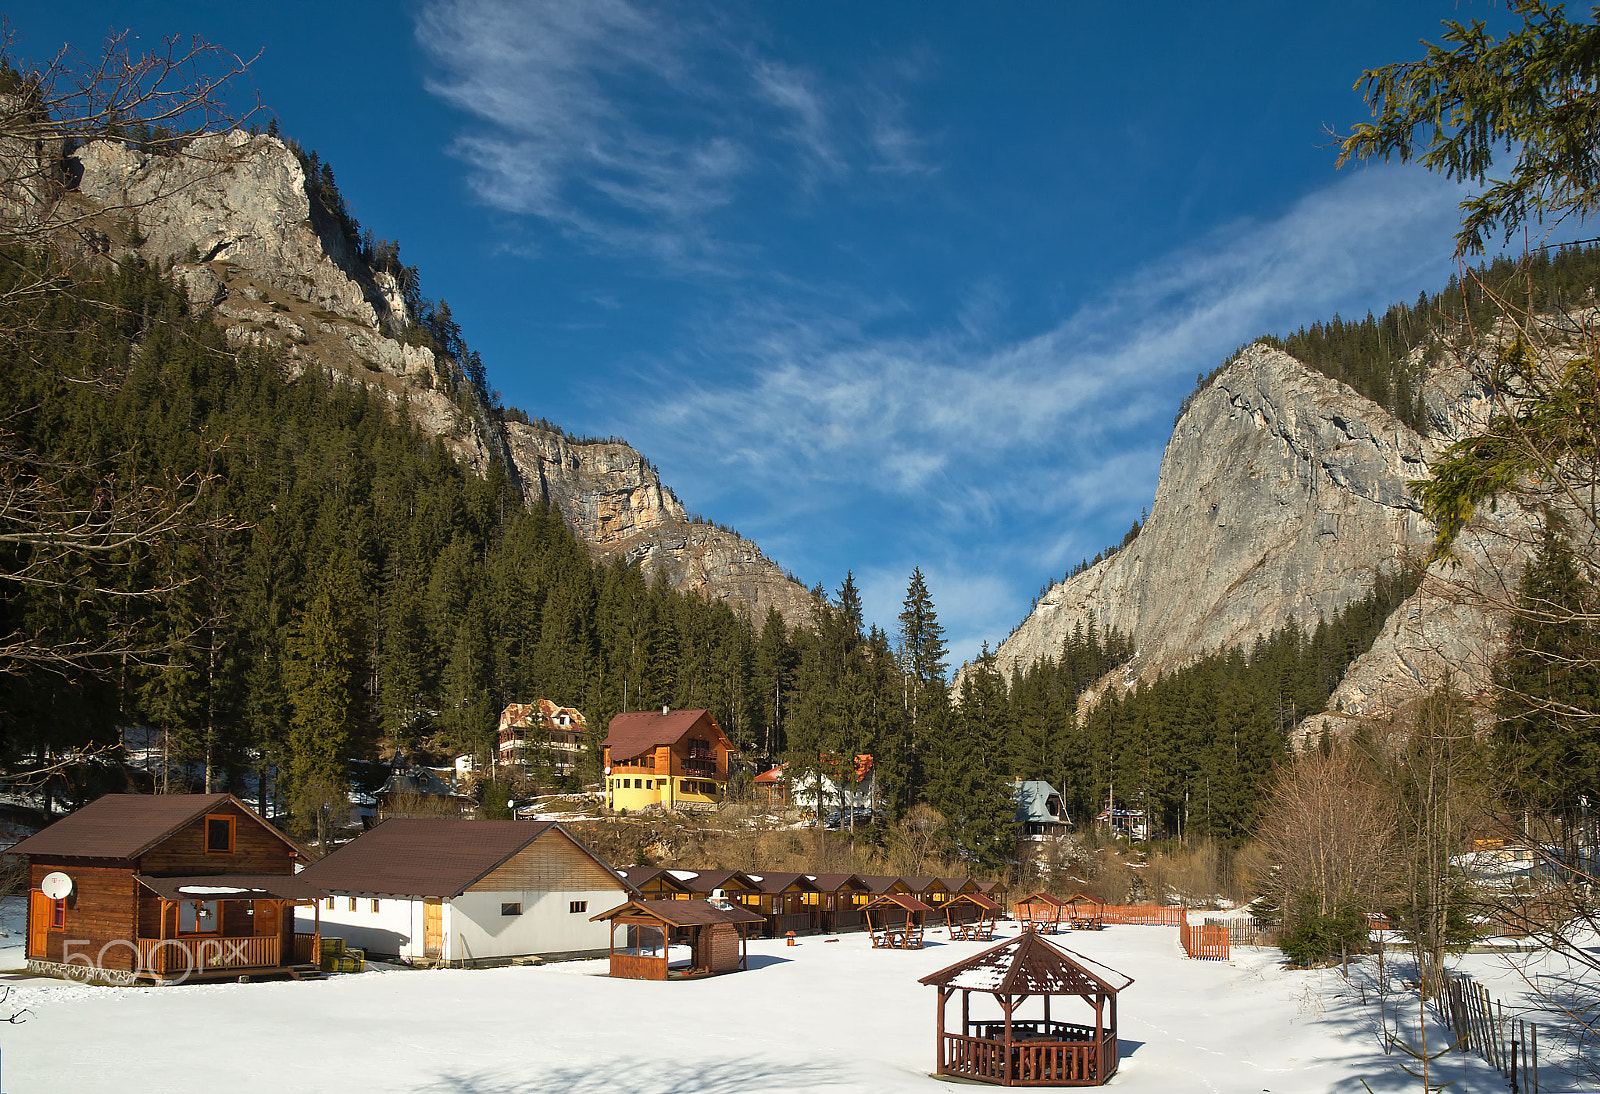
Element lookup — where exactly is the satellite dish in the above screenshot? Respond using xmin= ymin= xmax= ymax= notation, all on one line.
xmin=603 ymin=766 xmax=611 ymax=775
xmin=41 ymin=871 xmax=73 ymax=900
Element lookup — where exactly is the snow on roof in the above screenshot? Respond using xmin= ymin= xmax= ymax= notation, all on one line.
xmin=177 ymin=885 xmax=266 ymax=895
xmin=668 ymin=870 xmax=699 ymax=881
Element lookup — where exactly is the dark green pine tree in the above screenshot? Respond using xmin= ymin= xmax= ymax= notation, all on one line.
xmin=929 ymin=644 xmax=1017 ymax=871
xmin=1494 ymin=528 xmax=1600 ymax=810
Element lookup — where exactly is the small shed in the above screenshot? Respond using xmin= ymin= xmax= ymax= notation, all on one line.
xmin=589 ymin=898 xmax=764 ymax=980
xmin=864 ymin=892 xmax=934 ymax=949
xmin=1012 ymin=892 xmax=1066 ymax=934
xmin=946 ymin=892 xmax=1002 ymax=941
xmin=919 ymin=932 xmax=1135 ymax=1087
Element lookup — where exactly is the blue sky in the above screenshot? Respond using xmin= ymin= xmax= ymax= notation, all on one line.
xmin=19 ymin=2 xmax=1521 ymax=664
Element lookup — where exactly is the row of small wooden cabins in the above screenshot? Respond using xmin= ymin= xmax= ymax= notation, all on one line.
xmin=613 ymin=866 xmax=1008 ymax=937
xmin=8 ymin=792 xmax=1033 ymax=984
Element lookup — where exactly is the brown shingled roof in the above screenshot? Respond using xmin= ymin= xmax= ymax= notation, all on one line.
xmin=7 ymin=793 xmax=304 ymax=862
xmin=590 ymin=898 xmax=764 ymax=927
xmin=296 ymin=819 xmax=626 ymax=900
xmin=603 ymin=709 xmax=724 ymax=761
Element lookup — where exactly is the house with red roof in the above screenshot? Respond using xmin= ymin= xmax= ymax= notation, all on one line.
xmin=602 ymin=708 xmax=735 ymax=813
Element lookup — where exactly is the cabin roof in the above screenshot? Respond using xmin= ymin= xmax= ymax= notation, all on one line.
xmin=948 ymin=892 xmax=1003 ymax=913
xmin=1014 ymin=779 xmax=1069 ymax=825
xmin=590 ymin=898 xmax=764 ymax=927
xmin=654 ymin=867 xmax=759 ymax=893
xmin=612 ymin=866 xmax=692 ymax=893
xmin=603 ymin=709 xmax=724 ymax=761
xmin=296 ymin=819 xmax=620 ymax=899
xmin=7 ymin=793 xmax=305 ymax=862
xmin=805 ymin=873 xmax=868 ymax=892
xmin=749 ymin=871 xmax=818 ymax=895
xmin=136 ymin=873 xmax=315 ymax=901
xmin=919 ymin=932 xmax=1134 ymax=997
xmin=858 ymin=874 xmax=908 ymax=894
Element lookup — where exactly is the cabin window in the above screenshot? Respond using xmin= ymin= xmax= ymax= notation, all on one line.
xmin=325 ymin=897 xmax=335 ymax=911
xmin=347 ymin=897 xmax=357 ymax=912
xmin=569 ymin=900 xmax=587 ymax=914
xmin=680 ymin=780 xmax=691 ymax=794
xmin=49 ymin=898 xmax=66 ymax=929
xmin=501 ymin=902 xmax=522 ymax=916
xmin=179 ymin=900 xmax=219 ymax=934
xmin=370 ymin=899 xmax=381 ymax=913
xmin=204 ymin=813 xmax=236 ymax=854
xmin=646 ymin=755 xmax=655 ymax=771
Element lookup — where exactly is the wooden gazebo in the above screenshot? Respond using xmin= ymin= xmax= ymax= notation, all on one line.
xmin=1063 ymin=894 xmax=1105 ymax=931
xmin=946 ymin=892 xmax=1002 ymax=941
xmin=589 ymin=898 xmax=764 ymax=980
xmin=1012 ymin=892 xmax=1066 ymax=934
xmin=919 ymin=932 xmax=1134 ymax=1086
xmin=864 ymin=893 xmax=934 ymax=949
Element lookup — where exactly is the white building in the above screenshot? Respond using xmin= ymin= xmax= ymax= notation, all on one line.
xmin=294 ymin=818 xmax=634 ymax=966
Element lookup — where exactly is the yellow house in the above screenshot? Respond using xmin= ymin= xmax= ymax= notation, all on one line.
xmin=602 ymin=708 xmax=734 ymax=813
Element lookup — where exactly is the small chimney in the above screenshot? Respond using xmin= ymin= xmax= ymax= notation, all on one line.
xmin=661 ymin=704 xmax=669 ymax=715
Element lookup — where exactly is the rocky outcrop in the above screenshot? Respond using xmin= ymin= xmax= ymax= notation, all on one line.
xmin=997 ymin=345 xmax=1438 ymax=678
xmin=40 ymin=130 xmax=813 ymax=623
xmin=506 ymin=422 xmax=815 ymax=624
xmin=990 ymin=339 xmax=1550 ymax=734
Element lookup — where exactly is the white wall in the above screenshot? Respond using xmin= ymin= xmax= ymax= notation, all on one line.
xmin=296 ymin=897 xmax=426 ymax=959
xmin=449 ymin=888 xmax=621 ymax=962
xmin=296 ymin=887 xmax=625 ymax=962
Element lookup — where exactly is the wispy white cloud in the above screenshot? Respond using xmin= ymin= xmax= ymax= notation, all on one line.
xmin=415 ymin=0 xmax=936 ymax=265
xmin=616 ymin=165 xmax=1468 ymax=661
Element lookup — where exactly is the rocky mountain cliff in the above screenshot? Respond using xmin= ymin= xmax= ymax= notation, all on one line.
xmin=52 ymin=131 xmax=813 ymax=625
xmin=990 ymin=340 xmax=1531 ymax=731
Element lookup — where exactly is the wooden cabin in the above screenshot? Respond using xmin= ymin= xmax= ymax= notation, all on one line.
xmin=10 ymin=793 xmax=317 ymax=984
xmin=295 ymin=818 xmax=632 ymax=966
xmin=977 ymin=879 xmax=1009 ymax=908
xmin=603 ymin=708 xmax=736 ymax=813
xmin=1012 ymin=892 xmax=1067 ymax=934
xmin=859 ymin=875 xmax=913 ymax=898
xmin=904 ymin=876 xmax=950 ymax=907
xmin=590 ymin=898 xmax=764 ymax=980
xmin=864 ymin=893 xmax=934 ymax=949
xmin=747 ymin=872 xmax=821 ymax=937
xmin=920 ymin=932 xmax=1134 ymax=1086
xmin=658 ymin=868 xmax=762 ymax=907
xmin=809 ymin=873 xmax=871 ymax=931
xmin=611 ymin=867 xmax=696 ymax=899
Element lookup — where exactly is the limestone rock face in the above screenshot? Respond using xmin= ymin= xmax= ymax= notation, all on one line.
xmin=506 ymin=422 xmax=815 ymax=625
xmin=997 ymin=345 xmax=1437 ymax=680
xmin=73 ymin=133 xmax=393 ymax=331
xmin=45 ymin=130 xmax=812 ymax=622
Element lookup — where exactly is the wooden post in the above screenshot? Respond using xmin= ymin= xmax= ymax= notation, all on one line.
xmin=1002 ymin=995 xmax=1014 ymax=1086
xmin=937 ymin=986 xmax=948 ymax=1073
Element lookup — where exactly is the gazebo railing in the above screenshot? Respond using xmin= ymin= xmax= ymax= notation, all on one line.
xmin=941 ymin=1025 xmax=1115 ymax=1086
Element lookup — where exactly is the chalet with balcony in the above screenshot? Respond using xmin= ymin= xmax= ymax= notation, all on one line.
xmin=10 ymin=793 xmax=319 ymax=983
xmin=497 ymin=699 xmax=587 ymax=776
xmin=602 ymin=708 xmax=734 ymax=813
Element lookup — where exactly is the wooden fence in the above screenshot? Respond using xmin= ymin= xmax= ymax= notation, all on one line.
xmin=1100 ymin=904 xmax=1183 ymax=926
xmin=1428 ymin=968 xmax=1540 ymax=1093
xmin=1205 ymin=917 xmax=1275 ymax=948
xmin=1178 ymin=914 xmax=1229 ymax=960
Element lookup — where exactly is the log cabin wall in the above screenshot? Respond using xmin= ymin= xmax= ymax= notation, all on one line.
xmin=28 ymin=860 xmax=138 ymax=970
xmin=474 ymin=830 xmax=624 ymax=894
xmin=137 ymin=800 xmax=297 ymax=875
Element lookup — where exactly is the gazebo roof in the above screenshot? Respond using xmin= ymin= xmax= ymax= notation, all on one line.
xmin=918 ymin=932 xmax=1134 ymax=998
xmin=947 ymin=891 xmax=1002 ymax=913
xmin=1013 ymin=890 xmax=1067 ymax=907
xmin=866 ymin=892 xmax=935 ymax=914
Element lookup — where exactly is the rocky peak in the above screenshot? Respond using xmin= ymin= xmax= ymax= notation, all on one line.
xmin=54 ymin=129 xmax=814 ymax=626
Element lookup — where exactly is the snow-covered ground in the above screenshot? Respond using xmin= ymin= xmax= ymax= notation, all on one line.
xmin=0 ymin=901 xmax=1589 ymax=1093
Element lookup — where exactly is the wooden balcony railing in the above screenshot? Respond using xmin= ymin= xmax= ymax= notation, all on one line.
xmin=137 ymin=935 xmax=279 ymax=975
